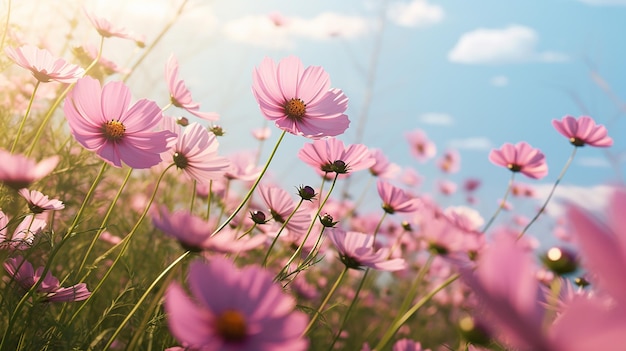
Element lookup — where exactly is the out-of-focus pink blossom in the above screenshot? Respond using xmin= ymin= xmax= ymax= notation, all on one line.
xmin=489 ymin=142 xmax=548 ymax=180
xmin=552 ymin=115 xmax=613 ymax=147
xmin=5 ymin=45 xmax=84 ymax=83
xmin=0 ymin=150 xmax=58 ymax=189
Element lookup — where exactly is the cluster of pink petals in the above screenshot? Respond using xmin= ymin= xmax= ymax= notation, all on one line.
xmin=369 ymin=148 xmax=401 ymax=179
xmin=64 ymin=77 xmax=176 ymax=169
xmin=165 ymin=55 xmax=220 ymax=121
xmin=377 ymin=180 xmax=421 ymax=214
xmin=4 ymin=256 xmax=90 ymax=302
xmin=5 ymin=45 xmax=85 ymax=83
xmin=258 ymin=184 xmax=311 ymax=236
xmin=552 ymin=115 xmax=613 ymax=147
xmin=160 ymin=117 xmax=230 ymax=184
xmin=224 ymin=151 xmax=263 ymax=182
xmin=488 ymin=142 xmax=548 ymax=179
xmin=84 ymin=10 xmax=145 ymax=45
xmin=298 ymin=137 xmax=375 ymax=175
xmin=152 ymin=207 xmax=264 ymax=253
xmin=405 ymin=129 xmax=436 ymax=163
xmin=327 ymin=228 xmax=407 ymax=271
xmin=0 ymin=149 xmax=59 ymax=189
xmin=0 ymin=211 xmax=46 ymax=250
xmin=252 ymin=56 xmax=349 ymax=139
xmin=18 ymin=189 xmax=64 ymax=213
xmin=165 ymin=258 xmax=309 ymax=350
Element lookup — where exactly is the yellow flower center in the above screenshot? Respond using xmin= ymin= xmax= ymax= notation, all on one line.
xmin=284 ymin=98 xmax=306 ymax=120
xmin=507 ymin=163 xmax=521 ymax=172
xmin=215 ymin=309 xmax=247 ymax=342
xmin=102 ymin=120 xmax=126 ymax=141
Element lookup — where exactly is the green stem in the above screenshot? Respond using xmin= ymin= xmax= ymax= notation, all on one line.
xmin=189 ymin=180 xmax=197 ymax=213
xmin=205 ymin=180 xmax=213 ymax=220
xmin=0 ymin=0 xmax=11 ymax=49
xmin=371 ymin=211 xmax=388 ymax=241
xmin=262 ymin=199 xmax=305 ymax=267
xmin=327 ymin=268 xmax=370 ymax=350
xmin=303 ymin=265 xmax=348 ymax=335
xmin=481 ymin=172 xmax=515 ymax=233
xmin=10 ymin=80 xmax=40 ymax=153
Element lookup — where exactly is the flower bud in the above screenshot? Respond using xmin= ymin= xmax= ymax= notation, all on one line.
xmin=176 ymin=116 xmax=189 ymax=126
xmin=331 ymin=160 xmax=348 ymax=174
xmin=209 ymin=125 xmax=225 ymax=136
xmin=541 ymin=246 xmax=578 ymax=275
xmin=319 ymin=213 xmax=338 ymax=228
xmin=250 ymin=210 xmax=268 ymax=225
xmin=297 ymin=185 xmax=316 ymax=201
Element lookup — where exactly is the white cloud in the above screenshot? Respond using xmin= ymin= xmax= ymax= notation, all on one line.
xmin=448 ymin=137 xmax=493 ymax=150
xmin=418 ymin=112 xmax=454 ymax=126
xmin=579 ymin=0 xmax=626 ymax=5
xmin=222 ymin=12 xmax=371 ymax=49
xmin=448 ymin=25 xmax=568 ymax=64
xmin=577 ymin=156 xmax=611 ymax=168
xmin=532 ymin=184 xmax=614 ymax=218
xmin=490 ymin=75 xmax=509 ymax=87
xmin=387 ymin=0 xmax=444 ymax=27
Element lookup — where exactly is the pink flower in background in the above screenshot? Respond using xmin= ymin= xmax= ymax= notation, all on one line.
xmin=251 ymin=126 xmax=271 ymax=140
xmin=161 ymin=117 xmax=230 ymax=184
xmin=268 ymin=11 xmax=288 ymax=27
xmin=64 ymin=77 xmax=175 ymax=169
xmin=224 ymin=151 xmax=262 ymax=182
xmin=437 ymin=149 xmax=461 ymax=173
xmin=463 ymin=178 xmax=481 ymax=192
xmin=392 ymin=339 xmax=431 ymax=351
xmin=377 ymin=180 xmax=421 ymax=214
xmin=165 ymin=258 xmax=309 ymax=350
xmin=438 ymin=179 xmax=457 ymax=196
xmin=18 ymin=189 xmax=64 ymax=213
xmin=252 ymin=56 xmax=349 ymax=139
xmin=84 ymin=9 xmax=144 ymax=45
xmin=4 ymin=256 xmax=90 ymax=302
xmin=166 ymin=55 xmax=220 ymax=121
xmin=298 ymin=137 xmax=375 ymax=175
xmin=258 ymin=185 xmax=311 ymax=236
xmin=488 ymin=142 xmax=548 ymax=179
xmin=552 ymin=115 xmax=613 ymax=147
xmin=405 ymin=129 xmax=436 ymax=162
xmin=0 ymin=213 xmax=46 ymax=250
xmin=369 ymin=148 xmax=401 ymax=179
xmin=0 ymin=150 xmax=59 ymax=190
xmin=5 ymin=45 xmax=85 ymax=83
xmin=327 ymin=228 xmax=407 ymax=272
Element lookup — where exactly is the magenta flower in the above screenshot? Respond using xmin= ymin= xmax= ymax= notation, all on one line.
xmin=552 ymin=115 xmax=613 ymax=147
xmin=166 ymin=55 xmax=219 ymax=121
xmin=4 ymin=45 xmax=85 ymax=83
xmin=258 ymin=184 xmax=311 ymax=236
xmin=298 ymin=137 xmax=375 ymax=176
xmin=488 ymin=142 xmax=548 ymax=179
xmin=0 ymin=149 xmax=58 ymax=189
xmin=161 ymin=117 xmax=230 ymax=184
xmin=377 ymin=180 xmax=421 ymax=214
xmin=64 ymin=77 xmax=176 ymax=169
xmin=405 ymin=129 xmax=436 ymax=162
xmin=4 ymin=256 xmax=90 ymax=302
xmin=0 ymin=213 xmax=46 ymax=250
xmin=18 ymin=188 xmax=64 ymax=213
xmin=165 ymin=258 xmax=309 ymax=350
xmin=327 ymin=228 xmax=407 ymax=271
xmin=252 ymin=56 xmax=349 ymax=139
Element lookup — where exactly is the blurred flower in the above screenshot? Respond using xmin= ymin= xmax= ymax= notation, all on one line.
xmin=258 ymin=184 xmax=311 ymax=236
xmin=4 ymin=45 xmax=84 ymax=83
xmin=0 ymin=213 xmax=46 ymax=250
xmin=438 ymin=179 xmax=457 ymax=196
xmin=64 ymin=77 xmax=176 ymax=169
xmin=252 ymin=56 xmax=349 ymax=139
xmin=18 ymin=189 xmax=64 ymax=213
xmin=463 ymin=178 xmax=481 ymax=192
xmin=327 ymin=228 xmax=407 ymax=271
xmin=437 ymin=149 xmax=461 ymax=173
xmin=84 ymin=9 xmax=144 ymax=45
xmin=369 ymin=148 xmax=401 ymax=179
xmin=405 ymin=129 xmax=436 ymax=162
xmin=224 ymin=151 xmax=262 ymax=182
xmin=489 ymin=142 xmax=548 ymax=180
xmin=4 ymin=256 xmax=90 ymax=302
xmin=0 ymin=149 xmax=58 ymax=189
xmin=165 ymin=54 xmax=219 ymax=121
xmin=165 ymin=258 xmax=309 ymax=350
xmin=377 ymin=180 xmax=421 ymax=214
xmin=392 ymin=339 xmax=431 ymax=351
xmin=298 ymin=137 xmax=374 ymax=175
xmin=552 ymin=115 xmax=613 ymax=147
xmin=251 ymin=126 xmax=271 ymax=140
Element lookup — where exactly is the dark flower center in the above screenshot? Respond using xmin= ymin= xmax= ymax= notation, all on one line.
xmin=284 ymin=98 xmax=306 ymax=120
xmin=507 ymin=163 xmax=522 ymax=172
xmin=173 ymin=152 xmax=189 ymax=169
xmin=170 ymin=95 xmax=183 ymax=108
xmin=340 ymin=254 xmax=363 ymax=270
xmin=102 ymin=120 xmax=126 ymax=141
xmin=215 ymin=310 xmax=247 ymax=342
xmin=270 ymin=209 xmax=285 ymax=223
xmin=569 ymin=137 xmax=585 ymax=147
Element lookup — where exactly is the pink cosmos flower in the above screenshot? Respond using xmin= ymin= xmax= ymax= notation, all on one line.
xmin=4 ymin=256 xmax=90 ymax=302
xmin=552 ymin=115 xmax=613 ymax=147
xmin=258 ymin=184 xmax=311 ymax=236
xmin=251 ymin=126 xmax=271 ymax=141
xmin=488 ymin=142 xmax=548 ymax=180
xmin=224 ymin=151 xmax=262 ymax=182
xmin=327 ymin=228 xmax=407 ymax=271
xmin=165 ymin=258 xmax=309 ymax=350
xmin=377 ymin=180 xmax=421 ymax=214
xmin=438 ymin=179 xmax=457 ymax=196
xmin=166 ymin=55 xmax=219 ymax=121
xmin=392 ymin=339 xmax=431 ymax=351
xmin=4 ymin=45 xmax=85 ymax=83
xmin=84 ymin=9 xmax=144 ymax=45
xmin=463 ymin=178 xmax=481 ymax=192
xmin=405 ymin=129 xmax=436 ymax=162
xmin=437 ymin=149 xmax=461 ymax=173
xmin=0 ymin=212 xmax=46 ymax=250
xmin=64 ymin=76 xmax=176 ymax=169
xmin=0 ymin=149 xmax=58 ymax=189
xmin=297 ymin=137 xmax=375 ymax=176
xmin=160 ymin=117 xmax=230 ymax=184
xmin=369 ymin=148 xmax=401 ymax=179
xmin=252 ymin=56 xmax=349 ymax=139
xmin=18 ymin=188 xmax=64 ymax=213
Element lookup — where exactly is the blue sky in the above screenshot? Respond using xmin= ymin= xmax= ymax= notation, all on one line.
xmin=10 ymin=0 xmax=626 ymax=239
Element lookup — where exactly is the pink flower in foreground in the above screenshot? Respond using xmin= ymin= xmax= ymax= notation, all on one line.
xmin=64 ymin=77 xmax=175 ymax=169
xmin=5 ymin=45 xmax=85 ymax=83
xmin=0 ymin=150 xmax=59 ymax=189
xmin=405 ymin=129 xmax=436 ymax=162
xmin=377 ymin=180 xmax=421 ymax=214
xmin=161 ymin=118 xmax=230 ymax=184
xmin=0 ymin=213 xmax=46 ymax=250
xmin=166 ymin=55 xmax=219 ymax=121
xmin=298 ymin=137 xmax=375 ymax=175
xmin=552 ymin=115 xmax=613 ymax=147
xmin=165 ymin=258 xmax=309 ymax=350
xmin=252 ymin=56 xmax=349 ymax=139
xmin=4 ymin=256 xmax=90 ymax=302
xmin=488 ymin=142 xmax=548 ymax=179
xmin=18 ymin=188 xmax=64 ymax=213
xmin=327 ymin=228 xmax=407 ymax=271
